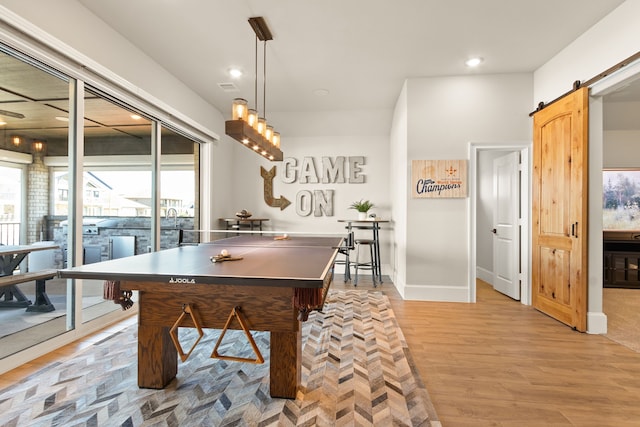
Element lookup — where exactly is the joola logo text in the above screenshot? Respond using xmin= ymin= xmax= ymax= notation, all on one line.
xmin=169 ymin=277 xmax=196 ymax=284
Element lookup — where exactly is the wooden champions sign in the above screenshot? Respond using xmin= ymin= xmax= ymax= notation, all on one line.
xmin=411 ymin=160 xmax=467 ymax=198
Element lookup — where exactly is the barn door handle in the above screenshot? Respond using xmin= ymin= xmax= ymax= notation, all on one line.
xmin=571 ymin=222 xmax=578 ymax=238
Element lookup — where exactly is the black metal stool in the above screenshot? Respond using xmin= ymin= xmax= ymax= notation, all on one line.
xmin=334 ymin=231 xmax=354 ymax=282
xmin=353 ymin=238 xmax=378 ymax=287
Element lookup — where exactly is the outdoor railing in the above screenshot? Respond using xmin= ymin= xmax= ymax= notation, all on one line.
xmin=0 ymin=222 xmax=20 ymax=245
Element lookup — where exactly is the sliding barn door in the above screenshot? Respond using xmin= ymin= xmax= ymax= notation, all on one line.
xmin=532 ymin=87 xmax=588 ymax=332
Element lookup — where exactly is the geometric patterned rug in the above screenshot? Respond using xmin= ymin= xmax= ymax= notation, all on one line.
xmin=0 ymin=290 xmax=435 ymax=426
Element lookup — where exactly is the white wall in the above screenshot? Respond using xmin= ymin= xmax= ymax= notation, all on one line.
xmin=228 ymin=109 xmax=394 ymax=273
xmin=390 ymin=83 xmax=409 ymax=295
xmin=604 ymin=130 xmax=640 ymax=168
xmin=533 ymin=2 xmax=638 ymax=105
xmin=603 ymin=100 xmax=640 ymax=169
xmin=605 ymin=100 xmax=640 ymax=132
xmin=399 ymin=73 xmax=533 ymax=301
xmin=207 ymin=133 xmax=236 ymax=227
xmin=533 ymin=0 xmax=640 ymax=333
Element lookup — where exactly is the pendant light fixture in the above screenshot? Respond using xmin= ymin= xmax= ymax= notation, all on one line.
xmin=225 ymin=16 xmax=283 ymax=161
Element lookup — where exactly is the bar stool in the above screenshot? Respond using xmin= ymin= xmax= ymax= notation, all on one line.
xmin=351 ymin=224 xmax=382 ymax=284
xmin=334 ymin=231 xmax=354 ymax=282
xmin=353 ymin=238 xmax=378 ymax=287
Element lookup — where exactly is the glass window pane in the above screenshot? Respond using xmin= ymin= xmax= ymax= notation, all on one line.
xmin=0 ymin=48 xmax=70 ymax=358
xmin=79 ymin=89 xmax=152 ymax=322
xmin=160 ymin=125 xmax=198 ymax=249
xmin=0 ymin=45 xmax=202 ymax=357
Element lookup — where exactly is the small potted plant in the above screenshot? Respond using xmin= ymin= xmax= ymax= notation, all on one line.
xmin=349 ymin=199 xmax=374 ymax=220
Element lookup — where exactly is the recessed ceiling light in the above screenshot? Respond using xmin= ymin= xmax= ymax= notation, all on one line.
xmin=130 ymin=114 xmax=142 ymax=120
xmin=0 ymin=121 xmax=6 ymax=126
xmin=313 ymin=89 xmax=330 ymax=96
xmin=229 ymin=68 xmax=243 ymax=78
xmin=465 ymin=57 xmax=483 ymax=67
xmin=55 ymin=116 xmax=69 ymax=122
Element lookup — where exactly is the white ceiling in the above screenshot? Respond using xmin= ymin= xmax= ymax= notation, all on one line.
xmin=77 ymin=0 xmax=628 ymax=118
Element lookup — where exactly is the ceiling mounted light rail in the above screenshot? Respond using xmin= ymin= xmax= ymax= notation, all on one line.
xmin=225 ymin=16 xmax=283 ymax=161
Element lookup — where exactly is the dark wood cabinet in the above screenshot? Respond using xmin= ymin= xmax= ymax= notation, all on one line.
xmin=603 ymin=230 xmax=640 ymax=288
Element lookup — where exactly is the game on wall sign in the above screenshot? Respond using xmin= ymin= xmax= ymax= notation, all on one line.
xmin=260 ymin=156 xmax=365 ymax=217
xmin=411 ymin=159 xmax=467 ymax=198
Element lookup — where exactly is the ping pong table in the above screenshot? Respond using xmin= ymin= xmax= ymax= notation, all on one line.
xmin=58 ymin=234 xmax=342 ymax=399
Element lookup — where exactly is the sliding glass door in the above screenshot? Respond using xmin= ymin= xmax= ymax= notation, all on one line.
xmin=0 ymin=43 xmax=200 ymax=358
xmin=160 ymin=125 xmax=198 ymax=249
xmin=0 ymin=47 xmax=71 ymax=358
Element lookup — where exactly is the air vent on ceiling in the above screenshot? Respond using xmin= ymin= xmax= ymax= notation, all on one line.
xmin=218 ymin=82 xmax=239 ymax=92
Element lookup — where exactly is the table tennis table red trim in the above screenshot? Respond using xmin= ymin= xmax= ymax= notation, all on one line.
xmin=58 ymin=234 xmax=342 ymax=399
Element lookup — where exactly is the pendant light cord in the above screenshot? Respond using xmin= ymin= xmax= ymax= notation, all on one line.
xmin=253 ymin=35 xmax=268 ymax=118
xmin=254 ymin=36 xmax=258 ymax=111
xmin=263 ymin=40 xmax=267 ymax=118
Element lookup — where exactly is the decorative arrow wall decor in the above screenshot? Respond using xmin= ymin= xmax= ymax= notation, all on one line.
xmin=260 ymin=166 xmax=291 ymax=210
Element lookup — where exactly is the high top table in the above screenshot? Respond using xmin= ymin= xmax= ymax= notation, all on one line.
xmin=337 ymin=219 xmax=388 ymax=283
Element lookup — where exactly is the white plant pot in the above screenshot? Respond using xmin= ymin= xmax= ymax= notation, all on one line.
xmin=358 ymin=211 xmax=368 ymax=220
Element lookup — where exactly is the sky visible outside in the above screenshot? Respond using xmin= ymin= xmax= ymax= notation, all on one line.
xmin=91 ymin=171 xmax=194 ymax=201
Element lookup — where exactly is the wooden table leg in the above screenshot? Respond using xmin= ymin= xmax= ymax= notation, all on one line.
xmin=269 ymin=330 xmax=301 ymax=399
xmin=137 ymin=324 xmax=177 ymax=388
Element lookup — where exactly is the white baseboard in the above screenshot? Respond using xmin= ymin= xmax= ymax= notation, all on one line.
xmin=403 ymin=283 xmax=470 ymax=302
xmin=587 ymin=311 xmax=607 ymax=334
xmin=476 ymin=266 xmax=493 ymax=284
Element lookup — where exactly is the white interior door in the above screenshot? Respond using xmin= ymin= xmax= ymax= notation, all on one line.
xmin=492 ymin=151 xmax=520 ymax=300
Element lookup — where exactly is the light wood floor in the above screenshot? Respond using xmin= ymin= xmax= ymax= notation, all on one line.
xmin=3 ymin=278 xmax=640 ymax=426
xmin=374 ymin=279 xmax=640 ymax=427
